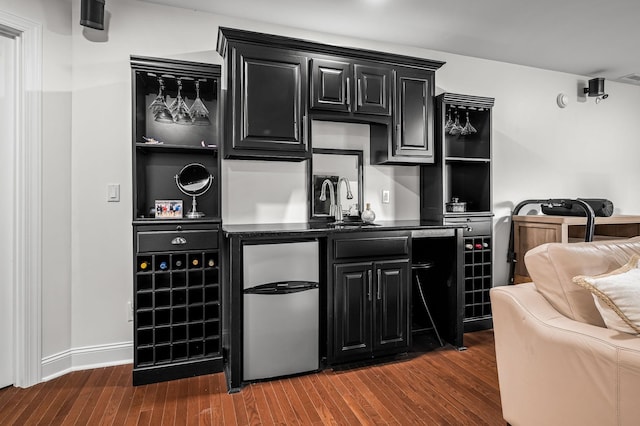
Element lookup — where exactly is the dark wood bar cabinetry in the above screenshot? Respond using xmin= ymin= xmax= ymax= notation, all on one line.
xmin=130 ymin=56 xmax=223 ymax=385
xmin=421 ymin=93 xmax=495 ymax=332
xmin=216 ymin=27 xmax=444 ymax=164
xmin=328 ymin=232 xmax=412 ymax=364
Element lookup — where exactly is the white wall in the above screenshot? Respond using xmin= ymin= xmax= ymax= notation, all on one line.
xmin=1 ymin=0 xmax=74 ymax=371
xmin=4 ymin=0 xmax=640 ymax=379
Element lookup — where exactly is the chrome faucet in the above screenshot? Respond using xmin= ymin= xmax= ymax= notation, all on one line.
xmin=335 ymin=177 xmax=354 ymax=222
xmin=319 ymin=179 xmax=337 ymax=217
xmin=320 ymin=177 xmax=354 ymax=222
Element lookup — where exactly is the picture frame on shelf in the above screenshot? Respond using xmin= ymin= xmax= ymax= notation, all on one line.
xmin=155 ymin=200 xmax=183 ymax=218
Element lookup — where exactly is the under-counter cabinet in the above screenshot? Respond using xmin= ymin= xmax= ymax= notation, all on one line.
xmin=328 ymin=232 xmax=411 ymax=364
xmin=133 ymin=222 xmax=222 ymax=385
xmin=130 ymin=56 xmax=223 ymax=385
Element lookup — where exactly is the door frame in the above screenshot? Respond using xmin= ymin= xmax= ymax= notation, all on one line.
xmin=0 ymin=10 xmax=43 ymax=388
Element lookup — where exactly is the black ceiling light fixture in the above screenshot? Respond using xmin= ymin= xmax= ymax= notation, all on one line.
xmin=583 ymin=77 xmax=609 ymax=103
xmin=80 ymin=0 xmax=105 ymax=30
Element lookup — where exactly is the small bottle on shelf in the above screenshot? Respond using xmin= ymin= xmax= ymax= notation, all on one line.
xmin=361 ymin=203 xmax=376 ymax=223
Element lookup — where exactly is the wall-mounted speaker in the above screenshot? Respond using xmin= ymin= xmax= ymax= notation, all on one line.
xmin=80 ymin=0 xmax=105 ymax=30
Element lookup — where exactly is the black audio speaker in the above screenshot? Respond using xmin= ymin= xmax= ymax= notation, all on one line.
xmin=541 ymin=198 xmax=614 ymax=217
xmin=80 ymin=0 xmax=105 ymax=30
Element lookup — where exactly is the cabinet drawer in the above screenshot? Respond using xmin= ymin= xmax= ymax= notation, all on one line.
xmin=137 ymin=230 xmax=218 ymax=253
xmin=445 ymin=217 xmax=491 ymax=237
xmin=333 ymin=236 xmax=409 ymax=259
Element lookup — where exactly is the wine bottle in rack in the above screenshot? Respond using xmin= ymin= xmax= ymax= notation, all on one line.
xmin=192 ymin=258 xmax=200 ymax=267
xmin=159 ymin=261 xmax=168 ymax=270
xmin=208 ymin=258 xmax=215 ymax=267
xmin=139 ymin=260 xmax=150 ymax=271
xmin=175 ymin=259 xmax=183 ymax=268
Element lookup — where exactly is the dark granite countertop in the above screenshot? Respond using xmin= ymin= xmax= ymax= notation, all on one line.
xmin=222 ymin=220 xmax=462 ymax=238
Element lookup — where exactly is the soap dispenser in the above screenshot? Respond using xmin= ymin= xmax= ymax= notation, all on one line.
xmin=361 ymin=203 xmax=376 ymax=223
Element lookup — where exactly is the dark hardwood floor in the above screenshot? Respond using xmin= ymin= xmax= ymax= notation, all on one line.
xmin=0 ymin=330 xmax=503 ymax=425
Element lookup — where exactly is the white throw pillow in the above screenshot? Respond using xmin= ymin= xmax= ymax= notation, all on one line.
xmin=573 ymin=255 xmax=640 ymax=335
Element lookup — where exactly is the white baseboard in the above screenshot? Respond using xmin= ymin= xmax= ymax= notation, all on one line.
xmin=41 ymin=341 xmax=133 ymax=382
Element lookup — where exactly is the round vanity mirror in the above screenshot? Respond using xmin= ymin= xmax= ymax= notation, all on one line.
xmin=175 ymin=163 xmax=213 ymax=218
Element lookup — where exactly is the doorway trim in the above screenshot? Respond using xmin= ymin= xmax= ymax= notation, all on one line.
xmin=0 ymin=10 xmax=42 ymax=388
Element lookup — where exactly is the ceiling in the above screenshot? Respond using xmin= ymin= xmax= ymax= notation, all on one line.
xmin=141 ymin=0 xmax=640 ymax=85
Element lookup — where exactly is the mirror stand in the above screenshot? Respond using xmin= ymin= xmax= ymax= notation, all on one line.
xmin=185 ymin=195 xmax=205 ymax=219
xmin=175 ymin=162 xmax=213 ymax=219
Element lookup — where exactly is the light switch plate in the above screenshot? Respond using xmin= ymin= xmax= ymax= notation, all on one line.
xmin=107 ymin=183 xmax=120 ymax=202
xmin=382 ymin=190 xmax=390 ymax=204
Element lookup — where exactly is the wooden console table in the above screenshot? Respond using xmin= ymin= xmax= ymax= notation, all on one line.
xmin=512 ymin=214 xmax=640 ymax=283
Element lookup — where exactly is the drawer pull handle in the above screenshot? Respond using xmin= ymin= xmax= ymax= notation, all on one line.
xmin=171 ymin=236 xmax=187 ymax=245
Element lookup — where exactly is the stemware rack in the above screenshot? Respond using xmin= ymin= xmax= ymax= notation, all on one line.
xmin=131 ymin=56 xmax=223 ymax=385
xmin=420 ymin=92 xmax=495 ymax=332
xmin=131 ymin=56 xmax=221 ymax=221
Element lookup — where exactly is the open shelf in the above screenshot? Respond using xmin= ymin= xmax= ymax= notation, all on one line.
xmin=444 ymin=161 xmax=491 ymax=213
xmin=135 ymin=143 xmax=218 ymax=154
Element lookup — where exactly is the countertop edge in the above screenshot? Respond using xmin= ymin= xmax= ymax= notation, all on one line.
xmin=222 ymin=221 xmax=463 ymax=238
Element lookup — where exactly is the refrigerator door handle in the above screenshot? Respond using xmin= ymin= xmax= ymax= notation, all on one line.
xmin=243 ymin=280 xmax=319 ymax=295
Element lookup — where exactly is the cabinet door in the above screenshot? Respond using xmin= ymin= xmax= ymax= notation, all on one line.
xmin=310 ymin=58 xmax=351 ymax=113
xmin=353 ymin=64 xmax=392 ymax=116
xmin=230 ymin=45 xmax=308 ymax=159
xmin=393 ymin=67 xmax=434 ymax=162
xmin=373 ymin=259 xmax=410 ymax=352
xmin=333 ymin=263 xmax=373 ymax=360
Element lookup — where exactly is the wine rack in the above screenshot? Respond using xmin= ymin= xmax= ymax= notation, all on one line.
xmin=463 ymin=236 xmax=492 ymax=328
xmin=134 ymin=251 xmax=220 ymax=367
xmin=133 ymin=242 xmax=222 ymax=386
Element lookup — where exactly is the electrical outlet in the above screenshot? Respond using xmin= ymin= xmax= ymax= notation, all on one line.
xmin=127 ymin=301 xmax=133 ymax=322
xmin=382 ymin=190 xmax=390 ymax=204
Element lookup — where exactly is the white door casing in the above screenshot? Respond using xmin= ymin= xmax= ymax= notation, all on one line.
xmin=0 ymin=10 xmax=43 ymax=388
xmin=0 ymin=31 xmax=15 ymax=389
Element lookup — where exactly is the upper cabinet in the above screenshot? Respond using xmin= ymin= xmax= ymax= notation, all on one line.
xmin=310 ymin=59 xmax=391 ymax=116
xmin=217 ymin=27 xmax=444 ymax=163
xmin=371 ymin=66 xmax=435 ymax=165
xmin=223 ymin=44 xmax=309 ymax=161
